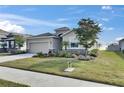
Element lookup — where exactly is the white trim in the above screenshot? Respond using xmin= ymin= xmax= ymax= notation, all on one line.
xmin=61 ymin=31 xmax=72 ymax=37
xmin=27 ymin=36 xmax=58 ymax=40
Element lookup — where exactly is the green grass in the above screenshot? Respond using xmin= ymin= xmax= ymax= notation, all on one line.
xmin=1 ymin=51 xmax=124 ymax=86
xmin=0 ymin=79 xmax=29 ymax=87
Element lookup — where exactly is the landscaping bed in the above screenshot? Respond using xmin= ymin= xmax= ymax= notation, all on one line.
xmin=0 ymin=79 xmax=29 ymax=87
xmin=1 ymin=51 xmax=124 ymax=86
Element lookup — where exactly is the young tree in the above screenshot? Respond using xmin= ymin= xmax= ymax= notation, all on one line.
xmin=14 ymin=35 xmax=25 ymax=49
xmin=73 ymin=18 xmax=101 ymax=56
xmin=62 ymin=41 xmax=69 ymax=50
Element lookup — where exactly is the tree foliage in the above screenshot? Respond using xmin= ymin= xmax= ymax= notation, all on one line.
xmin=73 ymin=18 xmax=101 ymax=56
xmin=14 ymin=35 xmax=25 ymax=49
xmin=62 ymin=41 xmax=69 ymax=50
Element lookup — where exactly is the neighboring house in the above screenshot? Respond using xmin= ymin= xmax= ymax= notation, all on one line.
xmin=107 ymin=43 xmax=120 ymax=51
xmin=119 ymin=39 xmax=124 ymax=51
xmin=0 ymin=29 xmax=31 ymax=52
xmin=0 ymin=33 xmax=16 ymax=52
xmin=27 ymin=27 xmax=99 ymax=54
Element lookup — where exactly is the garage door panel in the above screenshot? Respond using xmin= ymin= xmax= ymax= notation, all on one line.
xmin=29 ymin=42 xmax=49 ymax=53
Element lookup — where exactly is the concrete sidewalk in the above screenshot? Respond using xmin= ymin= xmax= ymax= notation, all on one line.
xmin=0 ymin=53 xmax=34 ymax=63
xmin=0 ymin=66 xmax=114 ymax=87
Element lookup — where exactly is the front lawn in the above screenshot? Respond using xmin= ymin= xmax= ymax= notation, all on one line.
xmin=1 ymin=51 xmax=124 ymax=86
xmin=0 ymin=79 xmax=29 ymax=87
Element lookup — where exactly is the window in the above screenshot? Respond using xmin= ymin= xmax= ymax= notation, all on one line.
xmin=71 ymin=43 xmax=78 ymax=48
xmin=11 ymin=41 xmax=15 ymax=48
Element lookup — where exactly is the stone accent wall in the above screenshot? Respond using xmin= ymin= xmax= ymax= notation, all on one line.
xmin=66 ymin=49 xmax=85 ymax=55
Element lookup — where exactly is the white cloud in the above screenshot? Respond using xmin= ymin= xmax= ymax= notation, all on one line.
xmin=99 ymin=23 xmax=103 ymax=27
xmin=115 ymin=37 xmax=124 ymax=41
xmin=0 ymin=13 xmax=67 ymax=27
xmin=102 ymin=6 xmax=112 ymax=10
xmin=103 ymin=27 xmax=114 ymax=31
xmin=0 ymin=20 xmax=25 ymax=33
xmin=101 ymin=18 xmax=109 ymax=22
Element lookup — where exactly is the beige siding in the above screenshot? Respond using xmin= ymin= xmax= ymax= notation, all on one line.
xmin=63 ymin=31 xmax=84 ymax=49
xmin=52 ymin=38 xmax=61 ymax=51
xmin=27 ymin=37 xmax=60 ymax=53
xmin=119 ymin=40 xmax=124 ymax=51
xmin=27 ymin=38 xmax=51 ymax=53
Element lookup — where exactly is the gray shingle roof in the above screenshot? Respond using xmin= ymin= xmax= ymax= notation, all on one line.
xmin=55 ymin=27 xmax=70 ymax=31
xmin=34 ymin=32 xmax=56 ymax=37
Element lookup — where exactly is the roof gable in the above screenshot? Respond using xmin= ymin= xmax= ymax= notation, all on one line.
xmin=55 ymin=27 xmax=70 ymax=32
xmin=34 ymin=32 xmax=56 ymax=37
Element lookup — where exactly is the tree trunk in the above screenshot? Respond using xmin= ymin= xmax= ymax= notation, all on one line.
xmin=65 ymin=45 xmax=67 ymax=50
xmin=85 ymin=47 xmax=88 ymax=57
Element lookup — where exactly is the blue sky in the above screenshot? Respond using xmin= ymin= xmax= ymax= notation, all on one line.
xmin=0 ymin=5 xmax=124 ymax=45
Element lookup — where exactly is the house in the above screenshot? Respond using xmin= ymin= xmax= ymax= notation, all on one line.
xmin=119 ymin=39 xmax=124 ymax=51
xmin=27 ymin=27 xmax=99 ymax=54
xmin=27 ymin=32 xmax=61 ymax=54
xmin=107 ymin=43 xmax=120 ymax=51
xmin=62 ymin=31 xmax=85 ymax=54
xmin=0 ymin=29 xmax=31 ymax=52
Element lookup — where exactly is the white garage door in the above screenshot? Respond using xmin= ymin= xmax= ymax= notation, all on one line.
xmin=29 ymin=42 xmax=49 ymax=53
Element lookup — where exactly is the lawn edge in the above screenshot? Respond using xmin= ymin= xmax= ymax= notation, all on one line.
xmin=0 ymin=65 xmax=120 ymax=87
xmin=0 ymin=79 xmax=30 ymax=87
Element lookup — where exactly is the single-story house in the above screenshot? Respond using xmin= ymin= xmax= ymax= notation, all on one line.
xmin=107 ymin=43 xmax=120 ymax=51
xmin=27 ymin=27 xmax=99 ymax=54
xmin=27 ymin=33 xmax=61 ymax=54
xmin=119 ymin=39 xmax=124 ymax=51
xmin=0 ymin=29 xmax=31 ymax=52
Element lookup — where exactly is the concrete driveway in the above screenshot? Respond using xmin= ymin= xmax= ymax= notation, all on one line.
xmin=0 ymin=66 xmax=114 ymax=87
xmin=0 ymin=53 xmax=35 ymax=63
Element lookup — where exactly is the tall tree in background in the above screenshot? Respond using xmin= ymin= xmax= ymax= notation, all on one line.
xmin=14 ymin=35 xmax=25 ymax=49
xmin=73 ymin=18 xmax=101 ymax=56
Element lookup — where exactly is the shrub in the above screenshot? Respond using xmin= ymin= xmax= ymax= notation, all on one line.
xmin=48 ymin=51 xmax=56 ymax=57
xmin=89 ymin=49 xmax=99 ymax=57
xmin=122 ymin=50 xmax=124 ymax=54
xmin=12 ymin=50 xmax=27 ymax=54
xmin=57 ymin=51 xmax=73 ymax=58
xmin=33 ymin=52 xmax=45 ymax=58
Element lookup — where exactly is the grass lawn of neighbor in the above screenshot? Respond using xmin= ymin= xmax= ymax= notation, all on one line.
xmin=0 ymin=79 xmax=29 ymax=87
xmin=1 ymin=51 xmax=124 ymax=86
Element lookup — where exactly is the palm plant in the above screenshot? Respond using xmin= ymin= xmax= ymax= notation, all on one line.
xmin=62 ymin=41 xmax=69 ymax=50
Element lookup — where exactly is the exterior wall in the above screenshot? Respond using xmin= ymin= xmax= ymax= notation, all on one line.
xmin=27 ymin=37 xmax=60 ymax=53
xmin=0 ymin=35 xmax=6 ymax=39
xmin=27 ymin=37 xmax=51 ymax=50
xmin=56 ymin=30 xmax=69 ymax=36
xmin=51 ymin=38 xmax=61 ymax=52
xmin=20 ymin=42 xmax=27 ymax=51
xmin=107 ymin=44 xmax=120 ymax=51
xmin=119 ymin=40 xmax=124 ymax=51
xmin=62 ymin=31 xmax=84 ymax=50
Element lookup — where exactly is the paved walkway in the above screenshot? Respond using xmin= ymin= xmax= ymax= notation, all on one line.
xmin=0 ymin=53 xmax=34 ymax=63
xmin=0 ymin=66 xmax=114 ymax=87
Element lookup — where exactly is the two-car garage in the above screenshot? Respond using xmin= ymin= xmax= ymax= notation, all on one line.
xmin=27 ymin=34 xmax=60 ymax=54
xmin=27 ymin=37 xmax=51 ymax=54
xmin=29 ymin=42 xmax=49 ymax=53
